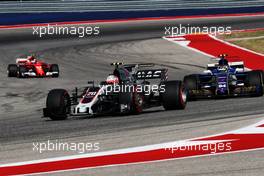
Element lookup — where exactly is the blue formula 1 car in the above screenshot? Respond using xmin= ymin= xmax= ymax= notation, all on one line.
xmin=184 ymin=55 xmax=264 ymax=100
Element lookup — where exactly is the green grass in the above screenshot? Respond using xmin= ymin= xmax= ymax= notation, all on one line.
xmin=221 ymin=30 xmax=264 ymax=54
xmin=223 ymin=30 xmax=264 ymax=39
xmin=232 ymin=39 xmax=264 ymax=54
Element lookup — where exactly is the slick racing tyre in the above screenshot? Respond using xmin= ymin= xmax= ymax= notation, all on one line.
xmin=46 ymin=89 xmax=71 ymax=120
xmin=7 ymin=64 xmax=18 ymax=77
xmin=247 ymin=70 xmax=263 ymax=97
xmin=131 ymin=92 xmax=143 ymax=114
xmin=50 ymin=64 xmax=59 ymax=78
xmin=118 ymin=86 xmax=143 ymax=115
xmin=161 ymin=80 xmax=187 ymax=110
xmin=18 ymin=66 xmax=27 ymax=78
xmin=257 ymin=70 xmax=264 ymax=85
xmin=183 ymin=74 xmax=199 ymax=100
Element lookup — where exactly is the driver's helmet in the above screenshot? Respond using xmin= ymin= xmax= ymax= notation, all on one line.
xmin=106 ymin=75 xmax=119 ymax=84
xmin=218 ymin=65 xmax=228 ymax=72
xmin=218 ymin=58 xmax=229 ymax=71
xmin=27 ymin=55 xmax=36 ymax=63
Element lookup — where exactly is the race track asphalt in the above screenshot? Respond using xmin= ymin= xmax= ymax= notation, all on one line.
xmin=0 ymin=15 xmax=264 ymax=175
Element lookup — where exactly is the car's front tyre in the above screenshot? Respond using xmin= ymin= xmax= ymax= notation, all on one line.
xmin=45 ymin=89 xmax=71 ymax=120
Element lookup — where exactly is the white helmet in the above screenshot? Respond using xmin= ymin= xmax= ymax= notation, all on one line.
xmin=106 ymin=75 xmax=119 ymax=84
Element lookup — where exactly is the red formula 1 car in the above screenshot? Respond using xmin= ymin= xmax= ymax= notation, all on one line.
xmin=7 ymin=55 xmax=59 ymax=78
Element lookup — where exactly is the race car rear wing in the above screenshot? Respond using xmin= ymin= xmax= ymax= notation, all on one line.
xmin=123 ymin=63 xmax=154 ymax=72
xmin=16 ymin=58 xmax=28 ymax=64
xmin=206 ymin=63 xmax=219 ymax=71
xmin=229 ymin=61 xmax=244 ymax=69
xmin=207 ymin=61 xmax=244 ymax=71
xmin=123 ymin=63 xmax=168 ymax=81
xmin=135 ymin=69 xmax=168 ymax=80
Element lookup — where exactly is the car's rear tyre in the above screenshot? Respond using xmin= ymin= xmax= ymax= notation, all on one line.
xmin=256 ymin=70 xmax=264 ymax=85
xmin=184 ymin=74 xmax=199 ymax=100
xmin=50 ymin=64 xmax=59 ymax=78
xmin=18 ymin=66 xmax=27 ymax=78
xmin=7 ymin=64 xmax=18 ymax=77
xmin=246 ymin=70 xmax=263 ymax=96
xmin=46 ymin=89 xmax=70 ymax=120
xmin=161 ymin=80 xmax=187 ymax=110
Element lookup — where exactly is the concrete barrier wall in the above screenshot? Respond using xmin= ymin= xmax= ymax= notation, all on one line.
xmin=0 ymin=0 xmax=263 ymax=25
